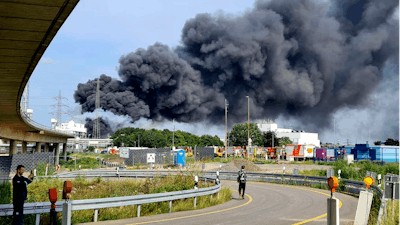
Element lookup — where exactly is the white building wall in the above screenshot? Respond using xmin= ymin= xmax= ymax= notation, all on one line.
xmin=275 ymin=132 xmax=320 ymax=147
xmin=51 ymin=119 xmax=87 ymax=138
xmin=257 ymin=121 xmax=320 ymax=147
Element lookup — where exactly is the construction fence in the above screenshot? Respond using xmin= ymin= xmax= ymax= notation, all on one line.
xmin=0 ymin=152 xmax=55 ymax=176
xmin=123 ymin=147 xmax=215 ymax=166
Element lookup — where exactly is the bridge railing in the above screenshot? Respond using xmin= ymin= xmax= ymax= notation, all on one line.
xmin=19 ymin=109 xmax=73 ymax=136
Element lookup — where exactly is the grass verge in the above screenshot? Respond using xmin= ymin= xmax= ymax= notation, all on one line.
xmin=0 ymin=173 xmax=231 ymax=225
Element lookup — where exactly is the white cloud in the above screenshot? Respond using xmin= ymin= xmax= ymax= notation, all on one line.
xmin=40 ymin=57 xmax=54 ymax=64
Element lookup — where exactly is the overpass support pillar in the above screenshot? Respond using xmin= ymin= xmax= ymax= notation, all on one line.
xmin=9 ymin=140 xmax=17 ymax=156
xmin=62 ymin=143 xmax=67 ymax=160
xmin=22 ymin=141 xmax=27 ymax=154
xmin=35 ymin=142 xmax=42 ymax=152
xmin=44 ymin=143 xmax=50 ymax=152
xmin=54 ymin=143 xmax=60 ymax=166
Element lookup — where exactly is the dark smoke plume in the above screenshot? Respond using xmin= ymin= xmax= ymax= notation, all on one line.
xmin=74 ymin=0 xmax=399 ymax=131
xmin=84 ymin=117 xmax=115 ymax=139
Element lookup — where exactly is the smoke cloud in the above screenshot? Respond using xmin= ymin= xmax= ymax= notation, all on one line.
xmin=74 ymin=0 xmax=398 ymax=133
xmin=84 ymin=117 xmax=115 ymax=139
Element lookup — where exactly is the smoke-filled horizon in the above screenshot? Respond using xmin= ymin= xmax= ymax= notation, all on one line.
xmin=74 ymin=0 xmax=399 ymax=136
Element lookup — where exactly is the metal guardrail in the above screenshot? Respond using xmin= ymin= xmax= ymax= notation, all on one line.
xmin=0 ymin=169 xmax=385 ymax=224
xmin=0 ymin=172 xmax=220 ymax=224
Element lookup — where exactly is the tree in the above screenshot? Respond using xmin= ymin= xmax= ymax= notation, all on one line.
xmin=88 ymin=146 xmax=95 ymax=152
xmin=279 ymin=137 xmax=292 ymax=146
xmin=228 ymin=123 xmax=263 ymax=146
xmin=384 ymin=138 xmax=399 ymax=146
xmin=262 ymin=131 xmax=279 ymax=147
xmin=374 ymin=141 xmax=381 ymax=145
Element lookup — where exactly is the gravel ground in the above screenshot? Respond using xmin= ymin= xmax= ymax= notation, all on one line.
xmin=205 ymin=161 xmax=332 ymax=173
xmin=256 ymin=163 xmax=332 ymax=173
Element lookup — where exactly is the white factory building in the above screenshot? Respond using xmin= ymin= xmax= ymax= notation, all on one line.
xmin=51 ymin=119 xmax=87 ymax=138
xmin=257 ymin=120 xmax=321 ymax=147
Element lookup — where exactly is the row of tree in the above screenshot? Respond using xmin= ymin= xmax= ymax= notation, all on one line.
xmin=110 ymin=127 xmax=224 ymax=148
xmin=228 ymin=123 xmax=292 ymax=147
xmin=374 ymin=139 xmax=399 ymax=146
xmin=110 ymin=123 xmax=293 ymax=148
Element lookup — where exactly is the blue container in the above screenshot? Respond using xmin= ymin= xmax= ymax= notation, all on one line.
xmin=173 ymin=149 xmax=186 ymax=166
xmin=379 ymin=146 xmax=399 ymax=163
xmin=350 ymin=144 xmax=380 ymax=161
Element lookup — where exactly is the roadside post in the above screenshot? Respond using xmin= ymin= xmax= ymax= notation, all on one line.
xmin=338 ymin=169 xmax=341 ymax=180
xmin=62 ymin=181 xmax=72 ymax=225
xmin=327 ymin=176 xmax=339 ymax=225
xmin=116 ymin=167 xmax=120 ymax=180
xmin=48 ymin=188 xmax=57 ymax=225
xmin=354 ymin=177 xmax=374 ymax=225
xmin=377 ymin=174 xmax=381 ymax=188
xmin=283 ymin=166 xmax=285 ymax=175
xmin=194 ymin=175 xmax=198 ymax=208
xmin=45 ymin=163 xmax=49 ymax=176
xmin=216 ymin=171 xmax=220 ymax=199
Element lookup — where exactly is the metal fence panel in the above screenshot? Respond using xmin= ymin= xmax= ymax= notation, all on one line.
xmin=0 ymin=152 xmax=54 ymax=176
xmin=125 ymin=148 xmax=172 ymax=166
xmin=195 ymin=147 xmax=214 ymax=161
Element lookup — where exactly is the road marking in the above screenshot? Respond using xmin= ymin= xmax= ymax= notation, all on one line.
xmin=248 ymin=182 xmax=343 ymax=225
xmin=128 ymin=192 xmax=253 ymax=225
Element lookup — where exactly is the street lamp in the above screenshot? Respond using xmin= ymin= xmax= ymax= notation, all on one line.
xmin=225 ymin=99 xmax=228 ymax=159
xmin=172 ymin=118 xmax=175 ymax=150
xmin=246 ymin=96 xmax=250 ymax=158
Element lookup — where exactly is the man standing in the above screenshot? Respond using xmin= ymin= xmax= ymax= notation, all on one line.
xmin=237 ymin=165 xmax=247 ymax=200
xmin=13 ymin=165 xmax=34 ymax=225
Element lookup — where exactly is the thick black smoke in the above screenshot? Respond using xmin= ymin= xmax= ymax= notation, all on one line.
xmin=74 ymin=0 xmax=398 ymax=131
xmin=84 ymin=117 xmax=115 ymax=139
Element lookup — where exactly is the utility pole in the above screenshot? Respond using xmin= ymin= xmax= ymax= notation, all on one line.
xmin=272 ymin=133 xmax=274 ymax=148
xmin=138 ymin=135 xmax=140 ymax=147
xmin=246 ymin=96 xmax=250 ymax=158
xmin=225 ymin=99 xmax=228 ymax=159
xmin=172 ymin=118 xmax=175 ymax=150
xmin=93 ymin=79 xmax=101 ymax=142
xmin=334 ymin=118 xmax=336 ymax=147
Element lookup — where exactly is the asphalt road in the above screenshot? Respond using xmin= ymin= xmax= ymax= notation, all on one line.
xmin=78 ymin=180 xmax=358 ymax=225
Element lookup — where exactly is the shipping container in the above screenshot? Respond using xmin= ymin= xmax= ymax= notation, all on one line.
xmin=315 ymin=148 xmax=327 ymax=159
xmin=326 ymin=148 xmax=335 ymax=158
xmin=370 ymin=146 xmax=399 ymax=163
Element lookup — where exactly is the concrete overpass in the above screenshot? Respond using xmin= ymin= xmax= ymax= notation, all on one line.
xmin=0 ymin=0 xmax=80 ymax=165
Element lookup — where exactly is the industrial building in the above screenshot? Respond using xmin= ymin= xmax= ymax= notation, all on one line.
xmin=51 ymin=119 xmax=87 ymax=138
xmin=257 ymin=120 xmax=321 ymax=147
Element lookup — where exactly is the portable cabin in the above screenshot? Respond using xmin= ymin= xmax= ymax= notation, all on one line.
xmin=351 ymin=144 xmax=375 ymax=161
xmin=172 ymin=149 xmax=186 ymax=167
xmin=370 ymin=146 xmax=399 ymax=163
xmin=315 ymin=148 xmax=327 ymax=160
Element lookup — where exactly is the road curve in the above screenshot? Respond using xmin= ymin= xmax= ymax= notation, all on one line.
xmin=78 ymin=181 xmax=358 ymax=225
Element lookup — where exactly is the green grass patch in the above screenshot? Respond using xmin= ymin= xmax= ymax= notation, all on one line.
xmin=299 ymin=169 xmax=326 ymax=177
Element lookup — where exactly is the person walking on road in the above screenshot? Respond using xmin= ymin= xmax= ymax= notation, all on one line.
xmin=13 ymin=165 xmax=34 ymax=225
xmin=237 ymin=165 xmax=247 ymax=200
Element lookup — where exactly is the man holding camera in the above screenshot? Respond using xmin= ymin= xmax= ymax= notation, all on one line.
xmin=13 ymin=165 xmax=34 ymax=225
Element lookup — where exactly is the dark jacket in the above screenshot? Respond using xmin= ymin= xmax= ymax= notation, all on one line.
xmin=13 ymin=175 xmax=32 ymax=202
xmin=237 ymin=170 xmax=247 ymax=183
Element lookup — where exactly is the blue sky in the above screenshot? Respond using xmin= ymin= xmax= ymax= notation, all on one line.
xmin=28 ymin=0 xmax=399 ymax=144
xmin=29 ymin=0 xmax=256 ymax=138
